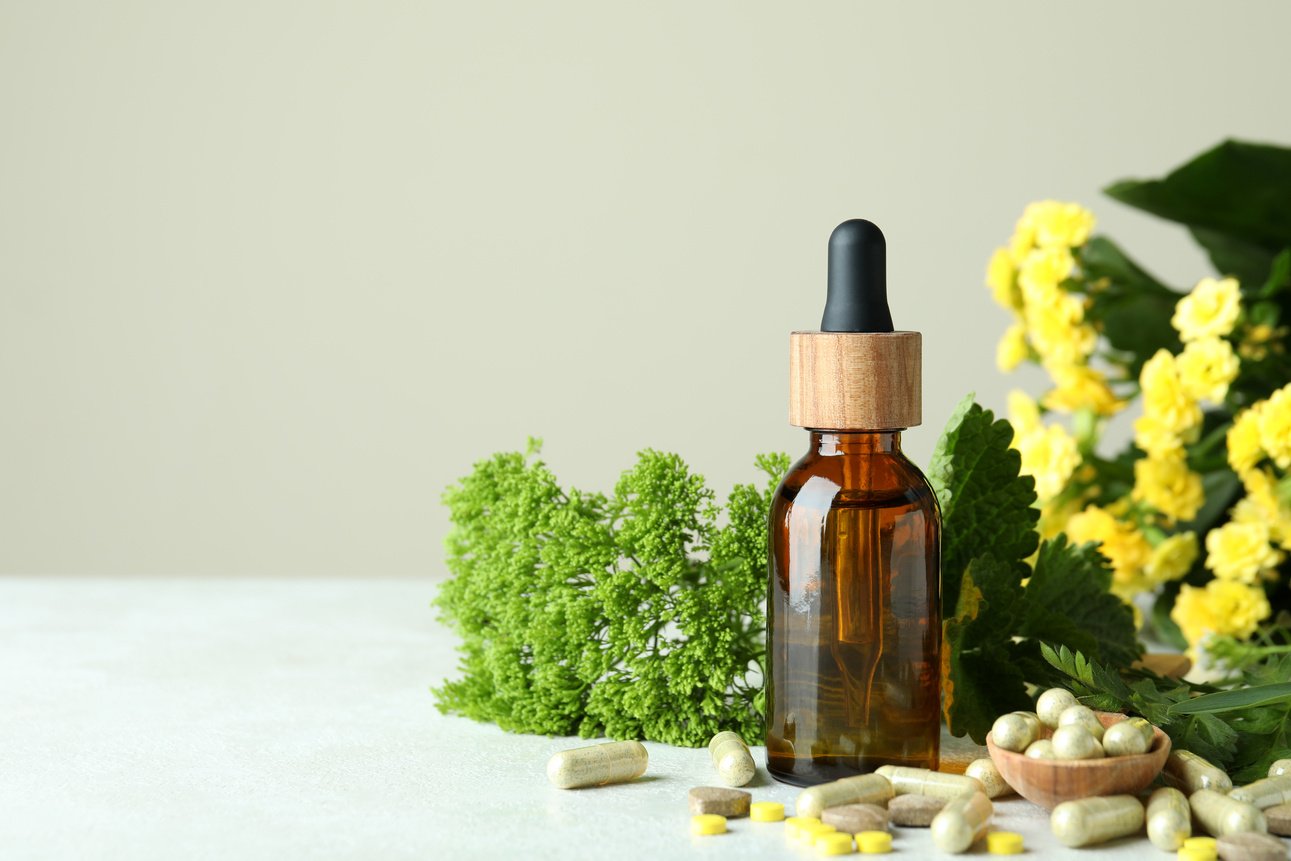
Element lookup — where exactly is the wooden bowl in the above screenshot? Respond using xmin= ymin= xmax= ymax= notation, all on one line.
xmin=987 ymin=711 xmax=1171 ymax=810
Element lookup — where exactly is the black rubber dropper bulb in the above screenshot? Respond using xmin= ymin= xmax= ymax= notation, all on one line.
xmin=820 ymin=219 xmax=894 ymax=333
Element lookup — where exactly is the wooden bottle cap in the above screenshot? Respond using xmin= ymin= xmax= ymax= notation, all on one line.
xmin=789 ymin=330 xmax=921 ymax=430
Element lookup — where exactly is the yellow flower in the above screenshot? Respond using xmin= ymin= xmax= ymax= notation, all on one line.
xmin=1017 ymin=200 xmax=1096 ymax=249
xmin=1176 ymin=337 xmax=1239 ymax=403
xmin=1145 ymin=532 xmax=1198 ymax=587
xmin=1008 ymin=389 xmax=1042 ymax=438
xmin=1172 ymin=276 xmax=1241 ymax=342
xmin=1066 ymin=505 xmax=1152 ymax=599
xmin=1133 ymin=413 xmax=1187 ymax=459
xmin=1227 ymin=405 xmax=1265 ymax=477
xmin=1043 ymin=365 xmax=1124 ymax=416
xmin=1022 ymin=294 xmax=1096 ymax=370
xmin=1233 ymin=468 xmax=1291 ymax=550
xmin=1132 ymin=452 xmax=1204 ymax=523
xmin=1204 ymin=520 xmax=1282 ymax=584
xmin=996 ymin=323 xmax=1028 ymax=372
xmin=1018 ymin=246 xmax=1076 ymax=294
xmin=1171 ymin=579 xmax=1271 ymax=652
xmin=1257 ymin=384 xmax=1291 ymax=469
xmin=1138 ymin=349 xmax=1201 ymax=435
xmin=1015 ymin=422 xmax=1080 ymax=503
xmin=986 ymin=247 xmax=1021 ymax=312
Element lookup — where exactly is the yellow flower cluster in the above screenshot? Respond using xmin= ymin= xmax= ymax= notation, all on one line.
xmin=986 ymin=202 xmax=1120 ymax=416
xmin=1171 ymin=579 xmax=1271 ymax=653
xmin=1131 ymin=350 xmax=1205 ymax=522
xmin=1065 ymin=505 xmax=1153 ymax=600
xmin=1008 ymin=391 xmax=1079 ymax=505
xmin=1171 ymin=277 xmax=1241 ymax=342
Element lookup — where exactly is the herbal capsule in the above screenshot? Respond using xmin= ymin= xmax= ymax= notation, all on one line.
xmin=1050 ymin=794 xmax=1145 ymax=847
xmin=1052 ymin=725 xmax=1105 ymax=760
xmin=1166 ymin=750 xmax=1234 ymax=793
xmin=796 ymin=774 xmax=894 ymax=819
xmin=875 ymin=766 xmax=984 ymax=800
xmin=1025 ymin=739 xmax=1056 ymax=760
xmin=1270 ymin=759 xmax=1291 ymax=778
xmin=1126 ymin=716 xmax=1155 ymax=745
xmin=1146 ymin=787 xmax=1191 ymax=851
xmin=929 ymin=790 xmax=993 ymax=854
xmin=1036 ymin=687 xmax=1079 ymax=728
xmin=990 ymin=713 xmax=1036 ymax=752
xmin=1102 ymin=720 xmax=1151 ymax=757
xmin=546 ymin=740 xmax=648 ymax=789
xmin=708 ymin=731 xmax=756 ymax=787
xmin=965 ymin=758 xmax=1013 ymax=799
xmin=1190 ymin=789 xmax=1267 ymax=837
xmin=1229 ymin=775 xmax=1291 ymax=810
xmin=1057 ymin=704 xmax=1105 ymax=741
xmin=1011 ymin=710 xmax=1043 ymax=737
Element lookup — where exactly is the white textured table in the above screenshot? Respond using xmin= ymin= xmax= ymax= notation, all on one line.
xmin=0 ymin=578 xmax=1263 ymax=859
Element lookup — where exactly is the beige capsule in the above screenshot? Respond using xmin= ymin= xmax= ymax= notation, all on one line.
xmin=1052 ymin=725 xmax=1105 ymax=760
xmin=1036 ymin=688 xmax=1079 ymax=729
xmin=964 ymin=758 xmax=1014 ymax=799
xmin=875 ymin=766 xmax=984 ymax=800
xmin=1011 ymin=711 xmax=1043 ymax=737
xmin=1051 ymin=794 xmax=1145 ymax=848
xmin=1270 ymin=759 xmax=1291 ymax=778
xmin=708 ymin=731 xmax=756 ymax=787
xmin=546 ymin=740 xmax=648 ymax=789
xmin=1166 ymin=750 xmax=1234 ymax=793
xmin=1146 ymin=787 xmax=1191 ymax=851
xmin=795 ymin=773 xmax=893 ymax=819
xmin=1057 ymin=704 xmax=1106 ymax=741
xmin=929 ymin=791 xmax=993 ymax=853
xmin=1125 ymin=716 xmax=1155 ymax=745
xmin=1230 ymin=775 xmax=1291 ymax=810
xmin=1190 ymin=789 xmax=1267 ymax=837
xmin=1102 ymin=720 xmax=1151 ymax=757
xmin=991 ymin=713 xmax=1037 ymax=752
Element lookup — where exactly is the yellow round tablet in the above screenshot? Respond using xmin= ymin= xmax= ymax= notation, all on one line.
xmin=798 ymin=822 xmax=837 ymax=844
xmin=751 ymin=801 xmax=785 ymax=822
xmin=690 ymin=814 xmax=726 ymax=835
xmin=785 ymin=816 xmax=819 ymax=839
xmin=1182 ymin=836 xmax=1217 ymax=852
xmin=1177 ymin=847 xmax=1217 ymax=861
xmin=987 ymin=831 xmax=1024 ymax=855
xmin=856 ymin=830 xmax=892 ymax=854
xmin=816 ymin=832 xmax=855 ymax=855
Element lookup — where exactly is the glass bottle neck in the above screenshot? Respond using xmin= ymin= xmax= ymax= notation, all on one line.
xmin=810 ymin=430 xmax=901 ymax=455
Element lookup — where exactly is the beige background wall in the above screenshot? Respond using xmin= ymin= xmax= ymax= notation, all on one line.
xmin=2 ymin=1 xmax=1289 ymax=576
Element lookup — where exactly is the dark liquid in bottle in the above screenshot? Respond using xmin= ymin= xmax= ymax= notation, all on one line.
xmin=766 ymin=431 xmax=941 ymax=786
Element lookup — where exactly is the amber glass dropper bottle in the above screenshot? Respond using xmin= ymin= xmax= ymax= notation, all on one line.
xmin=765 ymin=219 xmax=942 ymax=787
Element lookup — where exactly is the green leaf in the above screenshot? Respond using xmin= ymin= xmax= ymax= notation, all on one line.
xmin=942 ymin=556 xmax=1033 ymax=741
xmin=1079 ymin=237 xmax=1182 ymax=373
xmin=929 ymin=395 xmax=1039 ymax=617
xmin=1104 ymin=139 xmax=1291 ymax=283
xmin=1022 ymin=537 xmax=1141 ymax=667
xmin=1168 ymin=683 xmax=1291 ymax=715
